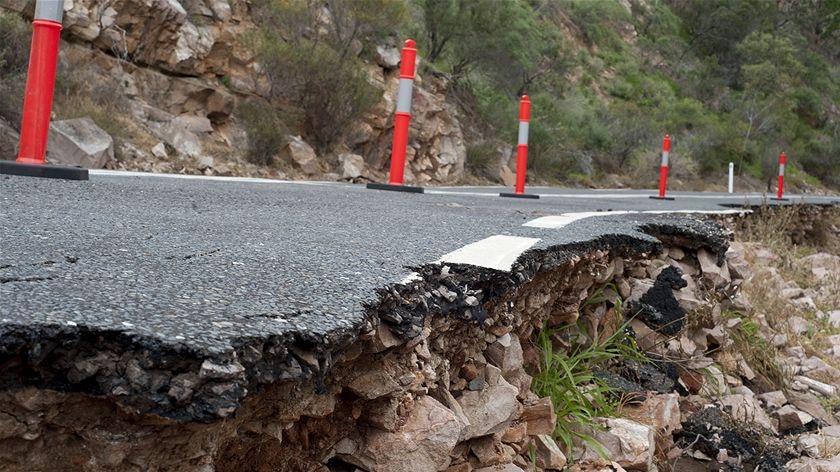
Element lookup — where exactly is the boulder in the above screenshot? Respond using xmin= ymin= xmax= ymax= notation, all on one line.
xmin=621 ymin=393 xmax=681 ymax=437
xmin=375 ymin=45 xmax=401 ymax=68
xmin=799 ymin=252 xmax=840 ymax=280
xmin=519 ymin=397 xmax=556 ymax=436
xmin=470 ymin=435 xmax=511 ymax=467
xmin=757 ymin=390 xmax=787 ymax=410
xmin=773 ymin=405 xmax=814 ymax=432
xmin=697 ymin=248 xmax=731 ymax=288
xmin=457 ymin=367 xmax=520 ymax=439
xmin=575 ymin=418 xmax=654 ymax=471
xmin=485 ymin=333 xmax=525 ymax=379
xmin=344 ymin=396 xmax=462 ymax=472
xmin=46 ymin=117 xmax=114 ymax=168
xmin=280 ymin=136 xmax=319 ymax=175
xmin=338 ymin=153 xmax=366 ymax=179
xmin=719 ymin=394 xmax=776 ymax=433
xmin=534 ymin=435 xmax=567 ymax=470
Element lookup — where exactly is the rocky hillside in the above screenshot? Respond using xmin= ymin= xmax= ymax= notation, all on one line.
xmin=0 ymin=0 xmax=839 ymax=190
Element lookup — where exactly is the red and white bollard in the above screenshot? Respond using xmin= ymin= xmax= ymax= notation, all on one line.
xmin=650 ymin=134 xmax=674 ymax=200
xmin=0 ymin=0 xmax=87 ymax=180
xmin=367 ymin=39 xmax=423 ymax=193
xmin=771 ymin=151 xmax=788 ymax=201
xmin=501 ymin=94 xmax=538 ymax=199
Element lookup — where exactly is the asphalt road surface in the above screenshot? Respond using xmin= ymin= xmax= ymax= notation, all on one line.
xmin=2 ymin=171 xmax=837 ymax=354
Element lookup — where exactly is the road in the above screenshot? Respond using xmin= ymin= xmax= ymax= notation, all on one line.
xmin=0 ymin=170 xmax=836 ymax=418
xmin=2 ymin=170 xmax=837 ymax=349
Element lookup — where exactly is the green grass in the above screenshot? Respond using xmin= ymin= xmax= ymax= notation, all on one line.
xmin=532 ymin=317 xmax=648 ymax=458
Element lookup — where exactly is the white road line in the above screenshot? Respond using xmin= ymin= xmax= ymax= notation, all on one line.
xmin=524 ymin=209 xmax=751 ymax=229
xmin=424 ymin=190 xmax=503 ymax=197
xmin=437 ymin=235 xmax=540 ymax=272
xmin=89 ymin=169 xmax=336 ymax=186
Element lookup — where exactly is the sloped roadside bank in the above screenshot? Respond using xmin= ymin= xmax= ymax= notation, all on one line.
xmin=1 ymin=208 xmax=839 ymax=471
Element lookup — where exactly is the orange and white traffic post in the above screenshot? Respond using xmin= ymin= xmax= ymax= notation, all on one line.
xmin=367 ymin=39 xmax=423 ymax=193
xmin=501 ymin=94 xmax=538 ymax=199
xmin=771 ymin=151 xmax=788 ymax=201
xmin=650 ymin=134 xmax=673 ymax=200
xmin=0 ymin=0 xmax=87 ymax=180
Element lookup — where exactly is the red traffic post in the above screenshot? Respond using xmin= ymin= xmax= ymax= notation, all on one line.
xmin=649 ymin=134 xmax=674 ymax=200
xmin=500 ymin=95 xmax=538 ymax=199
xmin=367 ymin=39 xmax=423 ymax=193
xmin=770 ymin=151 xmax=788 ymax=201
xmin=0 ymin=0 xmax=87 ymax=180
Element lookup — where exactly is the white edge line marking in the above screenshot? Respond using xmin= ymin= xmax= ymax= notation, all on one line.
xmin=436 ymin=235 xmax=540 ymax=272
xmin=89 ymin=169 xmax=335 ymax=186
xmin=400 ymin=272 xmax=422 ymax=285
xmin=524 ymin=209 xmax=752 ymax=229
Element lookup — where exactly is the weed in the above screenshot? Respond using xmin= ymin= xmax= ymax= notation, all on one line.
xmin=532 ymin=320 xmax=647 ymax=458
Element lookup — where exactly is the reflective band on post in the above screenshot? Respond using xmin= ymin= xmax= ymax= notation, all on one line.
xmin=661 ymin=151 xmax=670 ymax=167
xmin=779 ymin=163 xmax=785 ymax=177
xmin=396 ymin=78 xmax=414 ymax=114
xmin=518 ymin=122 xmax=529 ymax=146
xmin=35 ymin=0 xmax=64 ymax=23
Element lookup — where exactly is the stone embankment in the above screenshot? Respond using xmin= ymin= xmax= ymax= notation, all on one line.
xmin=1 ymin=210 xmax=839 ymax=471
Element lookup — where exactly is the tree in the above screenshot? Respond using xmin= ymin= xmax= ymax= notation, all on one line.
xmin=733 ymin=32 xmax=804 ymax=173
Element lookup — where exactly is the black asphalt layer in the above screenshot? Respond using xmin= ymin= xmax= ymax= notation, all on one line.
xmin=1 ymin=171 xmax=837 ymax=419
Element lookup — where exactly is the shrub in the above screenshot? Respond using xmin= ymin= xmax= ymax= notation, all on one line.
xmin=465 ymin=141 xmax=498 ymax=180
xmin=0 ymin=12 xmax=30 ymax=127
xmin=253 ymin=0 xmax=391 ymax=151
xmin=238 ymin=100 xmax=288 ymax=166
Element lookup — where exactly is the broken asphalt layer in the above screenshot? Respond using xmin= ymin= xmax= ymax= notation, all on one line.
xmin=0 ymin=172 xmax=835 ymax=421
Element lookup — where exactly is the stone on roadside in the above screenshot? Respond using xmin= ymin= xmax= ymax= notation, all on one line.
xmin=338 ymin=153 xmax=366 ymax=179
xmin=375 ymin=45 xmax=401 ymax=68
xmin=47 ymin=117 xmax=114 ymax=168
xmin=280 ymin=136 xmax=319 ymax=175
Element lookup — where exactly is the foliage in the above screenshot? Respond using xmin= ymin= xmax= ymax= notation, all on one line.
xmin=0 ymin=11 xmax=30 ymax=127
xmin=532 ymin=319 xmax=648 ymax=456
xmin=238 ymin=100 xmax=288 ymax=166
xmin=408 ymin=0 xmax=840 ymax=187
xmin=252 ymin=0 xmax=400 ymax=150
xmin=464 ymin=141 xmax=498 ymax=180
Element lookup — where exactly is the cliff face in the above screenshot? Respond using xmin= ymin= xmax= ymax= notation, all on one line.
xmin=0 ymin=0 xmax=467 ymax=183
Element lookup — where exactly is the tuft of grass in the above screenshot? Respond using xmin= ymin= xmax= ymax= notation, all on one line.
xmin=532 ymin=318 xmax=647 ymax=458
xmin=724 ymin=311 xmax=790 ymax=390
